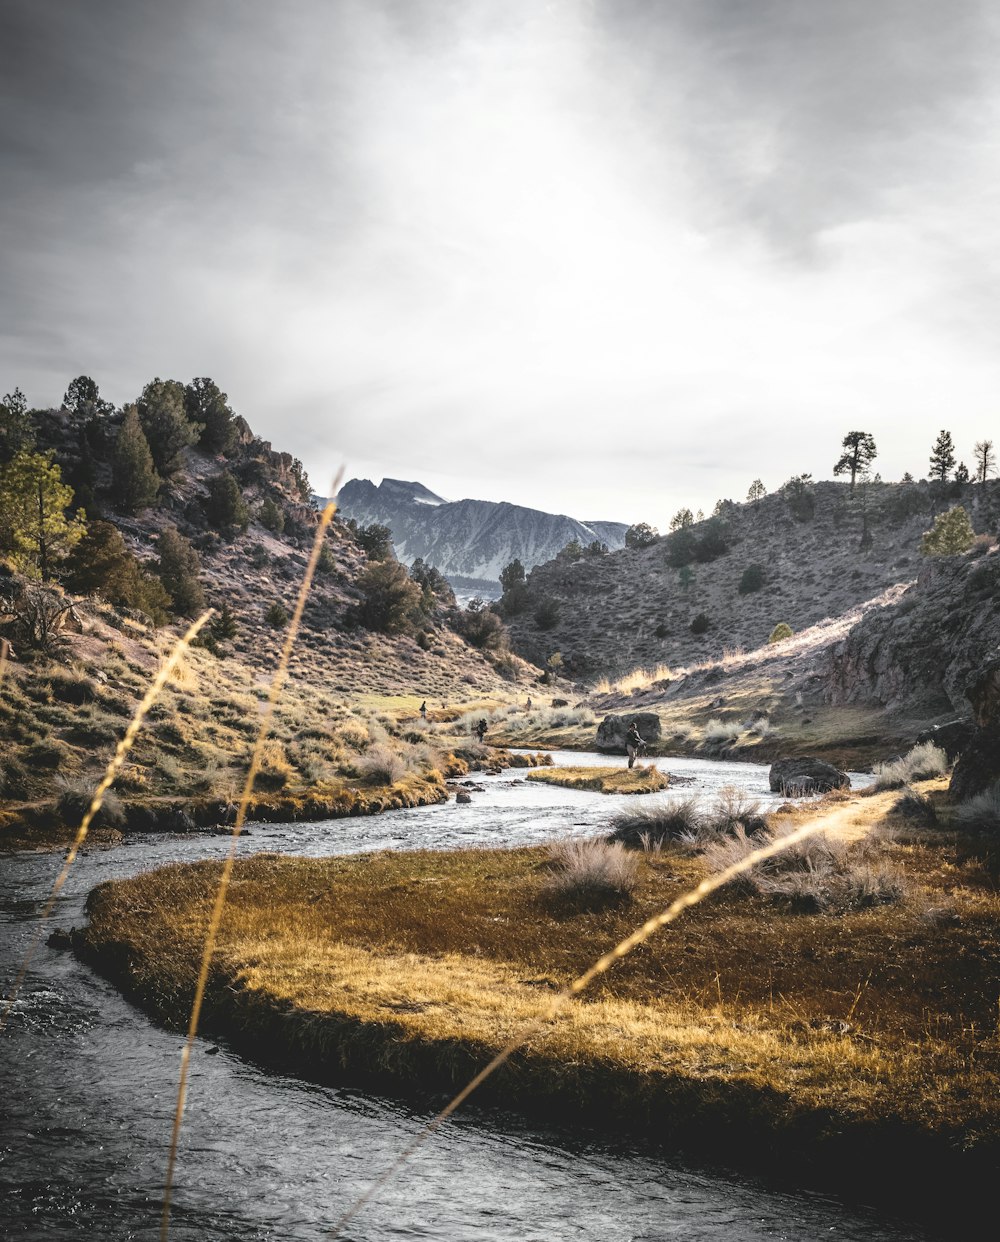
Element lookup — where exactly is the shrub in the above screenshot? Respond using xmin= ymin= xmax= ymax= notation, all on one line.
xmin=453 ymin=599 xmax=508 ymax=651
xmin=56 ymin=784 xmax=126 ymax=830
xmin=955 ymin=783 xmax=1000 ymax=831
xmin=693 ymin=518 xmax=729 ymax=563
xmin=157 ymin=526 xmax=205 ymax=617
xmin=625 ymin=522 xmax=658 ymax=549
xmin=738 ymin=564 xmax=765 ymax=595
xmin=607 ymin=797 xmax=701 ymax=848
xmin=780 ymin=474 xmax=815 ymax=522
xmin=258 ymin=496 xmax=285 ymax=533
xmin=534 ymin=598 xmax=561 ymax=630
xmin=203 ymin=470 xmax=250 ymax=535
xmin=703 ymin=718 xmax=741 ymax=744
xmin=892 ymin=788 xmax=938 ymax=826
xmin=357 ymin=560 xmax=423 ymax=634
xmin=768 ymin=622 xmax=793 ymax=644
xmin=26 ymin=739 xmax=68 ymax=769
xmin=49 ymin=668 xmax=97 ymax=704
xmin=873 ymin=742 xmax=948 ymax=790
xmin=543 ymin=837 xmax=638 ymax=907
xmin=690 ymin=612 xmax=710 ymax=635
xmin=356 ymin=744 xmax=408 ymax=785
xmin=354 ymin=523 xmax=393 ymax=561
xmin=265 ymin=601 xmax=289 ymax=628
xmin=703 ymin=785 xmax=769 ymax=837
xmin=921 ymin=506 xmax=975 ymax=556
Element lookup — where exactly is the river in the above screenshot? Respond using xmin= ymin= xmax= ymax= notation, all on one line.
xmin=1 ymin=752 xmax=930 ymax=1241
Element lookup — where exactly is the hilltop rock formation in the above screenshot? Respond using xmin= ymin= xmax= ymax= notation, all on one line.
xmin=337 ymin=477 xmax=627 ymax=585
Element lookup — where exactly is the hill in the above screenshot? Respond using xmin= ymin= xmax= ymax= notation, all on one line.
xmin=337 ymin=476 xmax=628 ymax=587
xmin=0 ymin=378 xmax=536 ymax=845
xmin=504 ymin=478 xmax=1000 ymax=680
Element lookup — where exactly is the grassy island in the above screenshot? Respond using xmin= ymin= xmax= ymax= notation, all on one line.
xmin=525 ymin=763 xmax=669 ymax=794
xmin=77 ymin=780 xmax=1000 ymax=1223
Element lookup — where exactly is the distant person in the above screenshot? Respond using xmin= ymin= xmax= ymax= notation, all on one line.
xmin=475 ymin=718 xmax=488 ymax=744
xmin=626 ymin=721 xmax=643 ymax=769
xmin=419 ymin=700 xmax=427 ymax=720
xmin=525 ymin=696 xmax=532 ymax=710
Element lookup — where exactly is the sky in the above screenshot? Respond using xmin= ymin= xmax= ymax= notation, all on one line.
xmin=2 ymin=0 xmax=999 ymax=527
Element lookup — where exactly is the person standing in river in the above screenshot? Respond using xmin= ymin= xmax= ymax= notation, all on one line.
xmin=626 ymin=720 xmax=643 ymax=768
xmin=476 ymin=718 xmax=488 ymax=744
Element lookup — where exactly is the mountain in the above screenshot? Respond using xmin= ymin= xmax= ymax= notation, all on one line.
xmin=337 ymin=477 xmax=628 ymax=585
xmin=503 ymin=477 xmax=1000 ymax=680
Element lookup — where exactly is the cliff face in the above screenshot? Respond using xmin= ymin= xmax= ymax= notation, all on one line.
xmin=337 ymin=477 xmax=627 ymax=583
xmin=503 ymin=480 xmax=1000 ymax=678
xmin=825 ymin=551 xmax=1000 ymax=717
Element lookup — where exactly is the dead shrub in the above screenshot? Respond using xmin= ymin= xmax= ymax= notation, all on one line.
xmin=543 ymin=837 xmax=638 ymax=909
xmin=607 ymin=797 xmax=701 ymax=849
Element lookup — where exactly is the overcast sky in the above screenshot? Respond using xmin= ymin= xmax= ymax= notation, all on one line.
xmin=2 ymin=0 xmax=999 ymax=526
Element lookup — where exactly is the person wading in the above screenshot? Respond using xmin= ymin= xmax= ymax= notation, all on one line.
xmin=626 ymin=720 xmax=644 ymax=768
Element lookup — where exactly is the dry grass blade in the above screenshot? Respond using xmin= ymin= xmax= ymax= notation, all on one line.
xmin=160 ymin=482 xmax=340 ymax=1242
xmin=0 ymin=611 xmax=213 ymax=1035
xmin=328 ymin=806 xmax=853 ymax=1238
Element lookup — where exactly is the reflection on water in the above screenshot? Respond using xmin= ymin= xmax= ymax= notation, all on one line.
xmin=1 ymin=752 xmax=920 ymax=1240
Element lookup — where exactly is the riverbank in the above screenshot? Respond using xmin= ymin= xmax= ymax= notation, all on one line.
xmin=76 ymin=779 xmax=1000 ymax=1225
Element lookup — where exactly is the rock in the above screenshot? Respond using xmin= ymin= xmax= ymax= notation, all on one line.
xmin=595 ymin=713 xmax=662 ymax=754
xmin=915 ymin=719 xmax=975 ymax=761
xmin=951 ymin=657 xmax=1000 ymax=800
xmin=551 ymin=698 xmax=569 ymax=707
xmin=769 ymin=757 xmax=850 ymax=795
xmin=46 ymin=928 xmax=74 ymax=950
xmin=455 ymin=791 xmax=472 ymax=804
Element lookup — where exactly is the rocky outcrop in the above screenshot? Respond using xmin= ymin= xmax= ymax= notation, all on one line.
xmin=950 ymin=657 xmax=1000 ymax=801
xmin=595 ymin=713 xmax=662 ymax=753
xmin=769 ymin=757 xmax=850 ymax=795
xmin=827 ymin=551 xmax=1000 ymax=716
xmin=336 ymin=477 xmax=627 ymax=584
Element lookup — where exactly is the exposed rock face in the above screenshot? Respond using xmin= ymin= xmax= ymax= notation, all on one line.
xmin=769 ymin=757 xmax=850 ymax=795
xmin=950 ymin=657 xmax=1000 ymax=801
xmin=337 ymin=477 xmax=627 ymax=585
xmin=827 ymin=551 xmax=1000 ymax=716
xmin=595 ymin=713 xmax=662 ymax=753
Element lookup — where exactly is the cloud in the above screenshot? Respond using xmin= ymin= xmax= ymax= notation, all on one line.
xmin=2 ymin=0 xmax=999 ymax=525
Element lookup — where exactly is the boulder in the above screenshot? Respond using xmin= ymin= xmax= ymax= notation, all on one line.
xmin=455 ymin=791 xmax=472 ymax=804
xmin=769 ymin=757 xmax=850 ymax=795
xmin=950 ymin=657 xmax=1000 ymax=801
xmin=915 ymin=719 xmax=975 ymax=762
xmin=595 ymin=713 xmax=662 ymax=754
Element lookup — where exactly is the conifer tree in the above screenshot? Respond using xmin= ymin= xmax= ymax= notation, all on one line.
xmin=111 ymin=406 xmax=161 ymax=512
xmin=929 ymin=430 xmax=956 ymax=485
xmin=0 ymin=387 xmax=34 ymax=463
xmin=204 ymin=470 xmax=250 ymax=534
xmin=921 ymin=506 xmax=974 ymax=556
xmin=833 ymin=431 xmax=878 ymax=492
xmin=157 ymin=525 xmax=205 ymax=616
xmin=0 ymin=450 xmax=86 ymax=579
xmin=210 ymin=600 xmax=239 ymax=641
xmin=185 ymin=377 xmax=237 ymax=455
xmin=974 ymin=440 xmax=996 ymax=484
xmin=746 ymin=479 xmax=766 ymax=508
xmin=64 ymin=520 xmax=171 ymax=623
xmin=137 ymin=378 xmax=199 ymax=474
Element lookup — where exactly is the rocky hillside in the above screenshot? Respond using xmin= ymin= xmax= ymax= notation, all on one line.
xmin=337 ymin=476 xmax=627 ymax=585
xmin=505 ymin=479 xmax=1000 ymax=679
xmin=826 ymin=549 xmax=1000 ymax=718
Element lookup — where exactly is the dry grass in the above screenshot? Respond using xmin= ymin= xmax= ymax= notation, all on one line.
xmin=543 ymin=838 xmax=639 ymax=906
xmin=78 ymin=783 xmax=1000 ymax=1163
xmin=873 ymin=742 xmax=949 ymax=790
xmin=526 ymin=764 xmax=669 ymax=795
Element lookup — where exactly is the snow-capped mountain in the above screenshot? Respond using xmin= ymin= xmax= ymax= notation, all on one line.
xmin=336 ymin=477 xmax=628 ymax=584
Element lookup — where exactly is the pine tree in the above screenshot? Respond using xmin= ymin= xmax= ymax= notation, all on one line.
xmin=0 ymin=450 xmax=86 ymax=580
xmin=955 ymin=461 xmax=970 ymax=484
xmin=833 ymin=431 xmax=878 ymax=492
xmin=929 ymin=430 xmax=956 ymax=485
xmin=0 ymin=387 xmax=34 ymax=463
xmin=111 ymin=406 xmax=161 ymax=512
xmin=137 ymin=378 xmax=199 ymax=475
xmin=157 ymin=525 xmax=205 ymax=616
xmin=974 ymin=440 xmax=996 ymax=484
xmin=204 ymin=470 xmax=250 ymax=535
xmin=185 ymin=377 xmax=237 ymax=455
xmin=669 ymin=508 xmax=694 ymax=531
xmin=210 ymin=600 xmax=239 ymax=641
xmin=746 ymin=479 xmax=766 ymax=508
xmin=921 ymin=506 xmax=975 ymax=556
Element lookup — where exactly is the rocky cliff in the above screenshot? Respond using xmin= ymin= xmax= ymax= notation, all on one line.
xmin=337 ymin=477 xmax=627 ymax=584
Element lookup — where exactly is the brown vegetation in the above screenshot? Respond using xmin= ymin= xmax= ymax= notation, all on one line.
xmin=526 ymin=764 xmax=669 ymax=794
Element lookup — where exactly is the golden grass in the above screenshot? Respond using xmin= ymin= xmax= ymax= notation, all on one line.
xmin=526 ymin=764 xmax=669 ymax=794
xmin=78 ymin=782 xmax=1000 ymax=1164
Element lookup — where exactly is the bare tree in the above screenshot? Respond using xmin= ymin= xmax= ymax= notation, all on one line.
xmin=974 ymin=440 xmax=996 ymax=484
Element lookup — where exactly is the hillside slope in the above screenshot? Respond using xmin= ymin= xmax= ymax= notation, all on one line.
xmin=505 ymin=479 xmax=1000 ymax=679
xmin=337 ymin=476 xmax=628 ymax=583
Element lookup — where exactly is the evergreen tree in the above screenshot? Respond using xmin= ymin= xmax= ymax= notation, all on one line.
xmin=669 ymin=508 xmax=694 ymax=531
xmin=955 ymin=461 xmax=970 ymax=484
xmin=258 ymin=495 xmax=285 ymax=532
xmin=157 ymin=525 xmax=205 ymax=616
xmin=0 ymin=387 xmax=34 ymax=463
xmin=833 ymin=431 xmax=878 ymax=492
xmin=929 ymin=430 xmax=956 ymax=486
xmin=921 ymin=507 xmax=975 ymax=556
xmin=203 ymin=470 xmax=250 ymax=535
xmin=137 ymin=377 xmax=199 ymax=474
xmin=210 ymin=600 xmax=239 ymax=641
xmin=974 ymin=440 xmax=996 ymax=484
xmin=746 ymin=479 xmax=766 ymax=508
xmin=355 ymin=522 xmax=394 ymax=560
xmin=185 ymin=376 xmax=238 ymax=455
xmin=63 ymin=521 xmax=170 ymax=623
xmin=625 ymin=522 xmax=658 ymax=549
xmin=499 ymin=558 xmax=525 ymax=593
xmin=63 ymin=375 xmax=112 ymax=417
xmin=357 ymin=560 xmax=422 ymax=633
xmin=111 ymin=406 xmax=161 ymax=512
xmin=0 ymin=450 xmax=86 ymax=580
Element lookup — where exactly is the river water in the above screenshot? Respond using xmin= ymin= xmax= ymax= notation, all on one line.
xmin=1 ymin=752 xmax=929 ymax=1241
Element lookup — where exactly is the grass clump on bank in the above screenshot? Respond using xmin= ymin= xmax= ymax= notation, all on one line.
xmin=526 ymin=764 xmax=669 ymax=795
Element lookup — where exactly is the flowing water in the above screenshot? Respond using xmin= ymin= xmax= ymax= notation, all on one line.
xmin=1 ymin=752 xmax=930 ymax=1240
